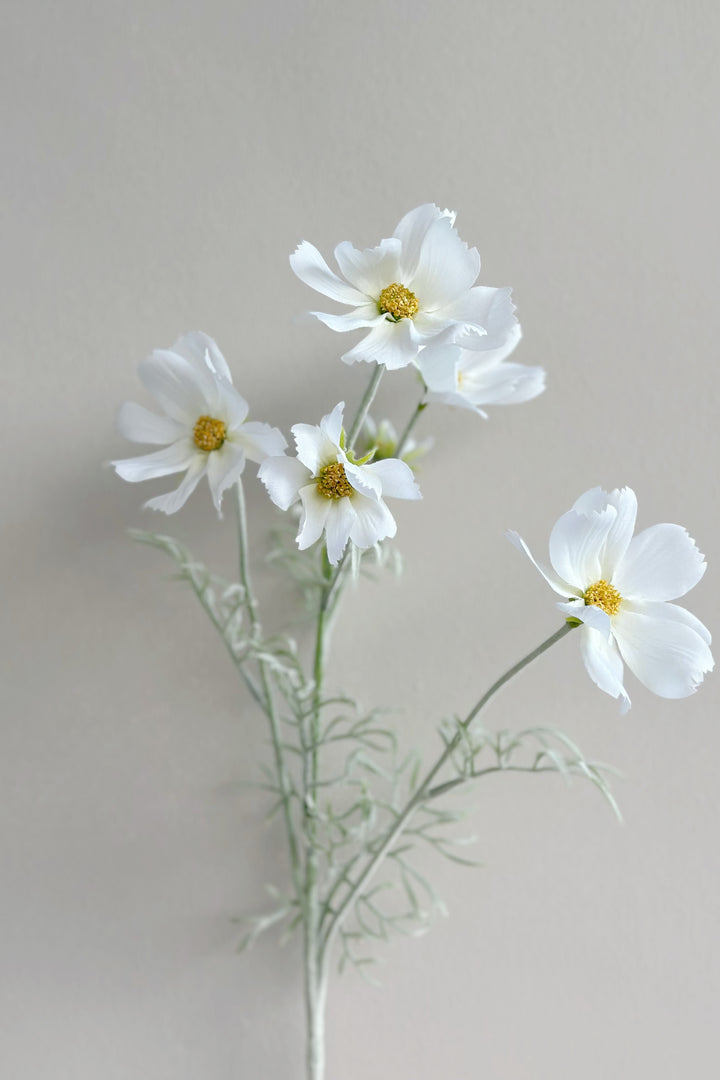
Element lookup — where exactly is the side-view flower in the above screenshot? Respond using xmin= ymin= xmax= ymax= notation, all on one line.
xmin=259 ymin=402 xmax=421 ymax=564
xmin=416 ymin=337 xmax=545 ymax=417
xmin=508 ymin=486 xmax=714 ymax=711
xmin=290 ymin=203 xmax=519 ymax=371
xmin=112 ymin=332 xmax=287 ymax=514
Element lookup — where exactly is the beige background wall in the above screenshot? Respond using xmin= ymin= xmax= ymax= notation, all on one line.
xmin=3 ymin=1 xmax=719 ymax=1077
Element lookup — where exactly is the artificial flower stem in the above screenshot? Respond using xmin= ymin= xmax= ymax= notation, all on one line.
xmin=320 ymin=621 xmax=576 ymax=959
xmin=395 ymin=398 xmax=427 ymax=459
xmin=233 ymin=481 xmax=302 ymax=892
xmin=346 ymin=363 xmax=384 ymax=450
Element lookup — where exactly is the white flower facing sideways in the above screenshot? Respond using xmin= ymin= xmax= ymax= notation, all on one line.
xmin=112 ymin=332 xmax=287 ymax=514
xmin=508 ymin=487 xmax=713 ymax=711
xmin=416 ymin=335 xmax=546 ymax=417
xmin=289 ymin=204 xmax=519 ymax=371
xmin=258 ymin=403 xmax=421 ymax=565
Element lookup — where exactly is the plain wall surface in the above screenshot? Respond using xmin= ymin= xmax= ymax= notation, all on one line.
xmin=2 ymin=2 xmax=719 ymax=1077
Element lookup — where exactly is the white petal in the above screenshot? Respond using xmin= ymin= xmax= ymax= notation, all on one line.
xmin=416 ymin=344 xmax=461 ymax=395
xmin=232 ymin=421 xmax=287 ymax=465
xmin=289 ymin=241 xmax=367 ymax=306
xmin=112 ymin=439 xmax=195 ymax=482
xmin=393 ymin=204 xmax=455 ymax=280
xmin=556 ymin=600 xmax=612 ymax=639
xmin=506 ymin=530 xmax=580 ymax=598
xmin=349 ymin=492 xmax=397 ymax=547
xmin=579 ymin=626 xmax=631 ymax=711
xmin=171 ymin=331 xmax=233 ymax=383
xmin=613 ymin=523 xmax=707 ymax=601
xmin=311 ymin=305 xmax=386 ymax=332
xmin=408 ymin=217 xmax=480 ymax=310
xmin=612 ymin=608 xmax=714 ymax=699
xmin=549 ymin=506 xmax=617 ymax=587
xmin=138 ymin=351 xmax=213 ymax=424
xmin=215 ymin=379 xmax=249 ymax=427
xmin=144 ymin=457 xmax=207 ymax=514
xmin=297 ymin=484 xmax=332 ymax=550
xmin=621 ymin=599 xmax=712 ymax=647
xmin=319 ymin=403 xmax=345 ymax=447
xmin=206 ymin=443 xmax=247 ymax=514
xmin=258 ymin=455 xmax=310 ymax=510
xmin=344 ymin=461 xmax=381 ymax=498
xmin=360 ymin=458 xmax=422 ymax=500
xmin=324 ymin=498 xmax=357 ymax=565
xmin=333 ymin=238 xmax=402 ymax=297
xmin=442 ymin=287 xmax=518 ymax=350
xmin=116 ymin=402 xmax=184 ymax=445
xmin=342 ymin=319 xmax=418 ymax=370
xmin=452 ymin=352 xmax=545 ymax=409
xmin=292 ymin=416 xmax=339 ymax=475
xmin=571 ymin=487 xmax=637 ymax=577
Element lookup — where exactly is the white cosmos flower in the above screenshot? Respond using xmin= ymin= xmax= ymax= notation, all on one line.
xmin=112 ymin=332 xmax=287 ymax=514
xmin=416 ymin=333 xmax=545 ymax=418
xmin=508 ymin=487 xmax=713 ymax=712
xmin=258 ymin=403 xmax=421 ymax=565
xmin=289 ymin=204 xmax=519 ymax=371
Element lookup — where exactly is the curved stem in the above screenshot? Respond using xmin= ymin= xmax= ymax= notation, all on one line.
xmin=320 ymin=622 xmax=576 ymax=959
xmin=395 ymin=398 xmax=427 ymax=459
xmin=346 ymin=364 xmax=384 ymax=450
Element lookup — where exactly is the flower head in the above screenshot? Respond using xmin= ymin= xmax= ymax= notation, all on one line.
xmin=289 ymin=204 xmax=519 ymax=371
xmin=508 ymin=487 xmax=713 ymax=711
xmin=258 ymin=403 xmax=421 ymax=565
xmin=416 ymin=334 xmax=545 ymax=418
xmin=112 ymin=332 xmax=287 ymax=514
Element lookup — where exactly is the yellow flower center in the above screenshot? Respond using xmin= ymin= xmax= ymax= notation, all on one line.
xmin=583 ymin=579 xmax=623 ymax=616
xmin=377 ymin=282 xmax=419 ymax=321
xmin=316 ymin=461 xmax=354 ymax=500
xmin=193 ymin=415 xmax=226 ymax=452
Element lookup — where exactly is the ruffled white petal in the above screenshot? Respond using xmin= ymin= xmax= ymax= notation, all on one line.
xmin=579 ymin=625 xmax=631 ymax=712
xmin=324 ymin=498 xmax=357 ymax=564
xmin=416 ymin=345 xmax=460 ymax=395
xmin=333 ymin=238 xmax=402 ymax=297
xmin=393 ymin=204 xmax=456 ymax=281
xmin=232 ymin=421 xmax=287 ymax=465
xmin=290 ymin=241 xmax=367 ymax=306
xmin=612 ymin=608 xmax=714 ymax=699
xmin=342 ymin=319 xmax=418 ymax=370
xmin=214 ymin=379 xmax=249 ymax=428
xmin=144 ymin=456 xmax=207 ymax=514
xmin=442 ymin=287 xmax=518 ymax=350
xmin=360 ymin=458 xmax=422 ymax=500
xmin=408 ymin=217 xmax=480 ymax=310
xmin=319 ymin=403 xmax=345 ymax=447
xmin=206 ymin=443 xmax=247 ymax=514
xmin=613 ymin=523 xmax=707 ymax=601
xmin=349 ymin=492 xmax=397 ymax=548
xmin=571 ymin=487 xmax=637 ymax=578
xmin=297 ymin=484 xmax=332 ymax=550
xmin=116 ymin=402 xmax=184 ymax=445
xmin=344 ymin=461 xmax=382 ymax=499
xmin=506 ymin=530 xmax=579 ymax=598
xmin=621 ymin=599 xmax=712 ymax=647
xmin=311 ymin=306 xmax=386 ymax=332
xmin=556 ymin=600 xmax=612 ymax=639
xmin=112 ymin=439 xmax=195 ymax=482
xmin=171 ymin=331 xmax=233 ymax=384
xmin=258 ymin=455 xmax=310 ymax=510
xmin=292 ymin=424 xmax=337 ymax=474
xmin=548 ymin=506 xmax=617 ymax=588
xmin=138 ymin=352 xmax=211 ymax=424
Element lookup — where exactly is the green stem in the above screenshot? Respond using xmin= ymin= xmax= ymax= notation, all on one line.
xmin=320 ymin=621 xmax=576 ymax=958
xmin=346 ymin=364 xmax=384 ymax=450
xmin=395 ymin=398 xmax=427 ymax=459
xmin=233 ymin=480 xmax=301 ymax=892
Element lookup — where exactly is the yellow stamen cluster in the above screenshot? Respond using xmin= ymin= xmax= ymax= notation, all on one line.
xmin=377 ymin=282 xmax=419 ymax=321
xmin=583 ymin=579 xmax=622 ymax=616
xmin=193 ymin=415 xmax=226 ymax=452
xmin=316 ymin=461 xmax=353 ymax=500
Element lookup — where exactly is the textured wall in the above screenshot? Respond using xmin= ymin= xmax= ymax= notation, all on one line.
xmin=3 ymin=1 xmax=719 ymax=1077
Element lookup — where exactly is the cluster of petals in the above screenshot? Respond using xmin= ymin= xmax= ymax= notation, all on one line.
xmin=258 ymin=403 xmax=421 ymax=565
xmin=508 ymin=487 xmax=713 ymax=711
xmin=112 ymin=332 xmax=286 ymax=514
xmin=289 ymin=204 xmax=520 ymax=372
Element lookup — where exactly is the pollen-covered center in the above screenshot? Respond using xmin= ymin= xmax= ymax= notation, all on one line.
xmin=583 ymin=579 xmax=623 ymax=616
xmin=193 ymin=415 xmax=226 ymax=452
xmin=316 ymin=461 xmax=354 ymax=500
xmin=377 ymin=282 xmax=419 ymax=321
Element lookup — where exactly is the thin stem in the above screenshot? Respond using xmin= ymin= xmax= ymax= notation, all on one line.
xmin=233 ymin=480 xmax=301 ymax=892
xmin=320 ymin=622 xmax=576 ymax=958
xmin=395 ymin=398 xmax=427 ymax=459
xmin=346 ymin=364 xmax=384 ymax=450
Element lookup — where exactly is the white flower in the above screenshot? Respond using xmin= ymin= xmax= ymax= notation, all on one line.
xmin=258 ymin=403 xmax=421 ymax=565
xmin=112 ymin=332 xmax=287 ymax=514
xmin=416 ymin=334 xmax=545 ymax=418
xmin=357 ymin=416 xmax=433 ymax=469
xmin=289 ymin=204 xmax=519 ymax=371
xmin=508 ymin=487 xmax=713 ymax=711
